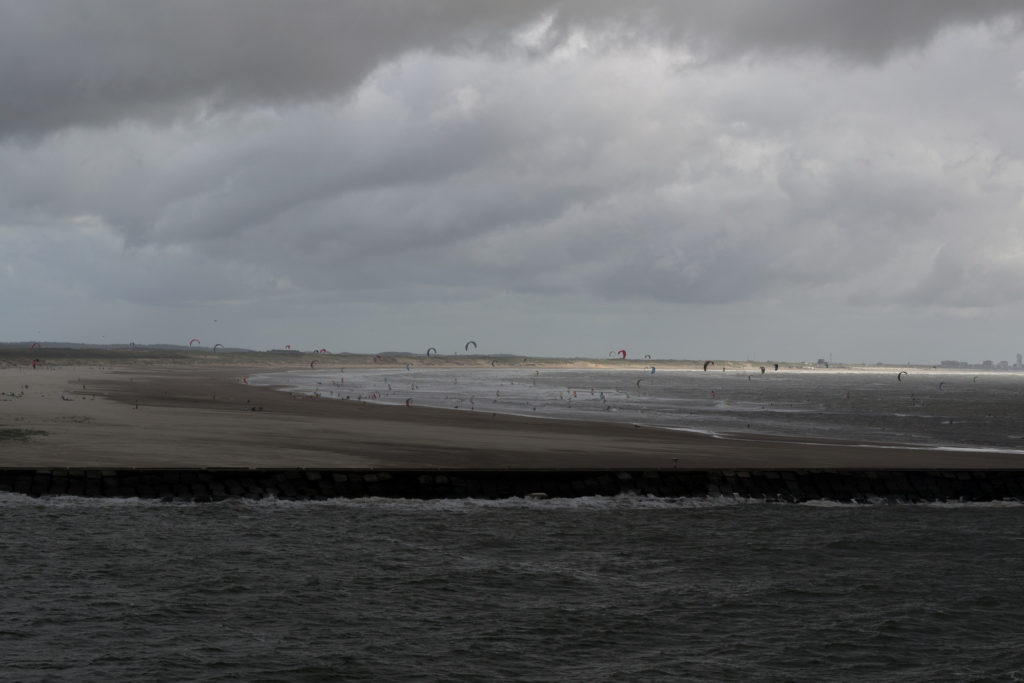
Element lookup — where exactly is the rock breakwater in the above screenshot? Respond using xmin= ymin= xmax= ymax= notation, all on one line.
xmin=1 ymin=468 xmax=1023 ymax=502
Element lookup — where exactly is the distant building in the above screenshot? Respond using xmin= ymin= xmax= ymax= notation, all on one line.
xmin=998 ymin=360 xmax=1010 ymax=370
xmin=982 ymin=360 xmax=994 ymax=369
xmin=1017 ymin=353 xmax=1022 ymax=369
xmin=940 ymin=360 xmax=968 ymax=368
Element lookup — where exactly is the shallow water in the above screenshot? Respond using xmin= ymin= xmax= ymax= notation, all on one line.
xmin=251 ymin=367 xmax=1024 ymax=452
xmin=2 ymin=493 xmax=1023 ymax=681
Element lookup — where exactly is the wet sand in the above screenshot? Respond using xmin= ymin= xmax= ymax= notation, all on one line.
xmin=2 ymin=351 xmax=1023 ymax=470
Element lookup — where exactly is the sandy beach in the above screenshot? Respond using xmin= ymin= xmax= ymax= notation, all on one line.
xmin=2 ymin=349 xmax=1023 ymax=470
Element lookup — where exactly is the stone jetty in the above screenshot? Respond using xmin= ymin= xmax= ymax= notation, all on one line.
xmin=1 ymin=468 xmax=1023 ymax=503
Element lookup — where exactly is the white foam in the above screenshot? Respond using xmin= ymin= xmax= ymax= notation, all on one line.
xmin=0 ymin=491 xmax=170 ymax=508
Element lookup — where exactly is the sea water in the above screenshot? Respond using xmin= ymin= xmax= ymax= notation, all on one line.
xmin=1 ymin=494 xmax=1023 ymax=681
xmin=250 ymin=366 xmax=1024 ymax=453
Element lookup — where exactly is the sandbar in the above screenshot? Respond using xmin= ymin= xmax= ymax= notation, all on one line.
xmin=2 ymin=349 xmax=1023 ymax=470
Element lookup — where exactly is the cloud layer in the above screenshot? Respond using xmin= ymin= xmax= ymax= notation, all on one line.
xmin=2 ymin=2 xmax=1023 ymax=361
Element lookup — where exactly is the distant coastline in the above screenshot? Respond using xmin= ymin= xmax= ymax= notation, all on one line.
xmin=5 ymin=340 xmax=1024 ymax=375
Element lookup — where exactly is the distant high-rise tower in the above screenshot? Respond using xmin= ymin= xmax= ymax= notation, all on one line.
xmin=1017 ymin=353 xmax=1022 ymax=368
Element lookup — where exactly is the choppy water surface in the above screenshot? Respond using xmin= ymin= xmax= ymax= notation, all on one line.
xmin=2 ymin=494 xmax=1023 ymax=681
xmin=252 ymin=366 xmax=1024 ymax=452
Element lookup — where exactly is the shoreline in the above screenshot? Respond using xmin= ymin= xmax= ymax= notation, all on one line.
xmin=248 ymin=364 xmax=1024 ymax=459
xmin=2 ymin=352 xmax=1024 ymax=473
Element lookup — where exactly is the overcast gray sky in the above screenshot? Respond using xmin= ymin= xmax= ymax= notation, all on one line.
xmin=2 ymin=1 xmax=1023 ymax=363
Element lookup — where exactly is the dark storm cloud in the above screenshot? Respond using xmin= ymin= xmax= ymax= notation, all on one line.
xmin=619 ymin=0 xmax=1024 ymax=62
xmin=3 ymin=1 xmax=1024 ymax=360
xmin=4 ymin=22 xmax=1022 ymax=314
xmin=0 ymin=0 xmax=537 ymax=138
xmin=1 ymin=1 xmax=1021 ymax=138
